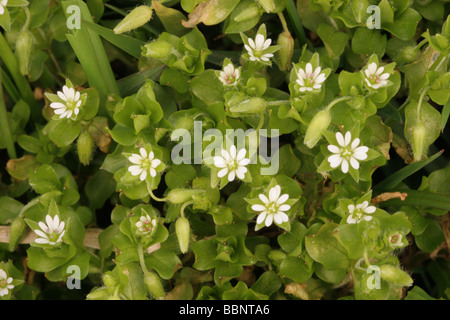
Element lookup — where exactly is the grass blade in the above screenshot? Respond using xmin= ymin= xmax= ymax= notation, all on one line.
xmin=0 ymin=71 xmax=17 ymax=158
xmin=373 ymin=150 xmax=444 ymax=192
xmin=284 ymin=0 xmax=307 ymax=45
xmin=117 ymin=66 xmax=165 ymax=96
xmin=61 ymin=0 xmax=120 ymax=106
xmin=377 ymin=190 xmax=450 ymax=211
xmin=84 ymin=20 xmax=145 ymax=59
xmin=1 ymin=68 xmax=21 ymax=103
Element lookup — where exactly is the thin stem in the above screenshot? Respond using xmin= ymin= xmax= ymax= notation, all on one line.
xmin=138 ymin=241 xmax=150 ymax=275
xmin=180 ymin=200 xmax=194 ymax=218
xmin=0 ymin=70 xmax=17 ymax=159
xmin=21 ymin=7 xmax=31 ymax=32
xmin=416 ymin=87 xmax=429 ymax=120
xmin=266 ymin=100 xmax=291 ymax=106
xmin=363 ymin=248 xmax=371 ymax=267
xmin=278 ymin=12 xmax=290 ymax=34
xmin=325 ymin=96 xmax=353 ymax=111
xmin=146 ymin=183 xmax=167 ymax=202
xmin=255 ymin=111 xmax=265 ymax=132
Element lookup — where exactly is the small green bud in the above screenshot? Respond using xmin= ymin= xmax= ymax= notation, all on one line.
xmin=166 ymin=189 xmax=204 ymax=204
xmin=257 ymin=0 xmax=276 ymax=13
xmin=380 ymin=264 xmax=413 ymax=286
xmin=229 ymin=97 xmax=266 ymax=114
xmin=435 ymin=34 xmax=449 ymax=50
xmin=411 ymin=122 xmax=426 ymax=161
xmin=102 ymin=273 xmax=117 ymax=288
xmin=396 ymin=46 xmax=418 ymax=64
xmin=15 ymin=31 xmax=33 ymax=76
xmin=303 ymin=109 xmax=331 ymax=148
xmin=144 ymin=271 xmax=165 ymax=299
xmin=175 ymin=216 xmax=190 ymax=254
xmin=8 ymin=216 xmax=26 ymax=252
xmin=143 ymin=41 xmax=173 ymax=59
xmin=175 ymin=116 xmax=194 ymax=131
xmin=276 ymin=31 xmax=294 ymax=71
xmin=77 ymin=129 xmax=95 ymax=166
xmin=114 ymin=6 xmax=153 ymax=34
xmin=86 ymin=288 xmax=110 ymax=300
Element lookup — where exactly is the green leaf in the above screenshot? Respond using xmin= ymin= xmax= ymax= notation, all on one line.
xmin=415 ymin=219 xmax=445 ymax=253
xmin=250 ymin=270 xmax=281 ymax=297
xmin=317 ymin=23 xmax=350 ymax=58
xmin=165 ymin=164 xmax=197 ymax=189
xmin=404 ymin=286 xmax=436 ymax=300
xmin=352 ymin=28 xmax=387 ymax=57
xmin=47 ymin=120 xmax=82 ymax=148
xmin=145 ymin=248 xmax=182 ymax=280
xmin=84 ymin=170 xmax=116 ymax=209
xmin=0 ymin=197 xmax=24 ymax=224
xmin=279 ymin=255 xmax=314 ymax=284
xmin=29 ymin=164 xmax=61 ymax=194
xmin=305 ymin=223 xmax=350 ymax=270
xmin=383 ymin=8 xmax=422 ymax=41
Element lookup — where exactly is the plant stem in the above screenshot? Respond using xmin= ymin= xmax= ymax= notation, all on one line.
xmin=255 ymin=111 xmax=265 ymax=132
xmin=266 ymin=100 xmax=290 ymax=106
xmin=326 ymin=96 xmax=353 ymax=111
xmin=138 ymin=241 xmax=150 ymax=275
xmin=278 ymin=12 xmax=290 ymax=34
xmin=416 ymin=87 xmax=429 ymax=120
xmin=180 ymin=200 xmax=194 ymax=218
xmin=146 ymin=183 xmax=167 ymax=202
xmin=0 ymin=71 xmax=17 ymax=159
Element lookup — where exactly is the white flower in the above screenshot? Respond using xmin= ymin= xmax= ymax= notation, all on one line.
xmin=244 ymin=34 xmax=273 ymax=62
xmin=135 ymin=214 xmax=157 ymax=234
xmin=0 ymin=0 xmax=7 ymax=16
xmin=327 ymin=131 xmax=369 ymax=173
xmin=50 ymin=85 xmax=83 ymax=119
xmin=346 ymin=201 xmax=376 ymax=224
xmin=388 ymin=233 xmax=403 ymax=248
xmin=219 ymin=63 xmax=241 ymax=86
xmin=128 ymin=148 xmax=162 ymax=181
xmin=364 ymin=62 xmax=390 ymax=89
xmin=252 ymin=185 xmax=290 ymax=228
xmin=213 ymin=145 xmax=250 ymax=182
xmin=296 ymin=63 xmax=326 ymax=92
xmin=0 ymin=269 xmax=14 ymax=297
xmin=34 ymin=214 xmax=66 ymax=245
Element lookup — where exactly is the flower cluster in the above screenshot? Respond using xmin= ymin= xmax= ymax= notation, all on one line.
xmin=244 ymin=33 xmax=274 ymax=62
xmin=218 ymin=63 xmax=241 ymax=86
xmin=135 ymin=214 xmax=157 ymax=234
xmin=346 ymin=201 xmax=376 ymax=224
xmin=296 ymin=63 xmax=326 ymax=92
xmin=364 ymin=62 xmax=390 ymax=89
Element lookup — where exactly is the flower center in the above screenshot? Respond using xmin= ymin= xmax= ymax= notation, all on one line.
xmin=369 ymin=75 xmax=381 ymax=84
xmin=0 ymin=280 xmax=7 ymax=288
xmin=224 ymin=74 xmax=237 ymax=84
xmin=267 ymin=202 xmax=280 ymax=214
xmin=340 ymin=147 xmax=353 ymax=159
xmin=142 ymin=220 xmax=152 ymax=232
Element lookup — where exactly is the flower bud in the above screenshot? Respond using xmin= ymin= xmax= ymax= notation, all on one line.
xmin=303 ymin=109 xmax=331 ymax=148
xmin=411 ymin=122 xmax=426 ymax=161
xmin=257 ymin=0 xmax=276 ymax=13
xmin=86 ymin=288 xmax=110 ymax=300
xmin=77 ymin=129 xmax=95 ymax=166
xmin=166 ymin=189 xmax=204 ymax=204
xmin=8 ymin=216 xmax=26 ymax=252
xmin=102 ymin=273 xmax=117 ymax=288
xmin=276 ymin=31 xmax=294 ymax=71
xmin=380 ymin=264 xmax=413 ymax=286
xmin=143 ymin=41 xmax=172 ymax=59
xmin=144 ymin=271 xmax=165 ymax=299
xmin=396 ymin=46 xmax=418 ymax=64
xmin=229 ymin=97 xmax=266 ymax=114
xmin=114 ymin=6 xmax=153 ymax=34
xmin=175 ymin=216 xmax=190 ymax=254
xmin=15 ymin=31 xmax=33 ymax=76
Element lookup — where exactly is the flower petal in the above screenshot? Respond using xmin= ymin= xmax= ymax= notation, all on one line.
xmin=327 ymin=145 xmax=340 ymax=154
xmin=341 ymin=159 xmax=349 ymax=173
xmin=328 ymin=154 xmax=343 ymax=168
xmin=256 ymin=212 xmax=267 ymax=225
xmin=265 ymin=214 xmax=273 ymax=227
xmin=268 ymin=185 xmax=281 ymax=202
xmin=252 ymin=204 xmax=266 ymax=212
xmin=218 ymin=168 xmax=228 ymax=178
